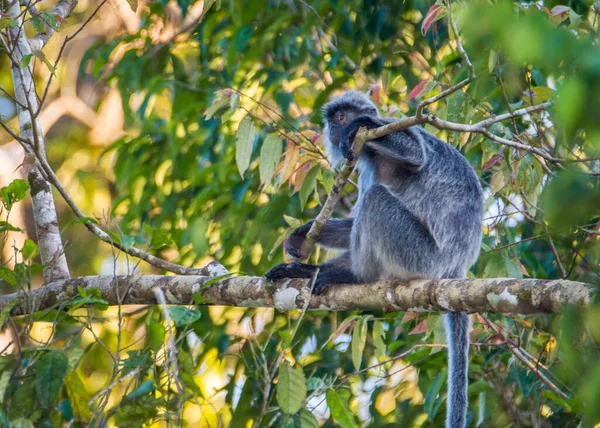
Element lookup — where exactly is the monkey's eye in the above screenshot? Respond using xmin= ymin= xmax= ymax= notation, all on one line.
xmin=334 ymin=112 xmax=347 ymax=124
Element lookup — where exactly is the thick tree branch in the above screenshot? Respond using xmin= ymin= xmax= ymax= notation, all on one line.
xmin=0 ymin=275 xmax=593 ymax=317
xmin=6 ymin=0 xmax=71 ymax=282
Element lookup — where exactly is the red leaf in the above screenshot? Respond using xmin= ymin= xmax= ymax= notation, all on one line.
xmin=422 ymin=4 xmax=443 ymax=35
xmin=550 ymin=5 xmax=570 ymax=16
xmin=482 ymin=153 xmax=504 ymax=171
xmin=408 ymin=319 xmax=428 ymax=335
xmin=517 ymin=260 xmax=529 ymax=277
xmin=292 ymin=161 xmax=312 ymax=194
xmin=401 ymin=312 xmax=418 ymax=324
xmin=408 ymin=80 xmax=428 ymax=100
xmin=22 ymin=153 xmax=36 ymax=175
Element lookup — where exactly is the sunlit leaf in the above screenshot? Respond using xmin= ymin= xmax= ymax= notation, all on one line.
xmin=0 ymin=221 xmax=23 ymax=233
xmin=277 ymin=363 xmax=306 ymax=414
xmin=259 ymin=134 xmax=283 ymax=185
xmin=169 ymin=307 xmax=201 ymax=327
xmin=373 ymin=320 xmax=386 ymax=358
xmin=351 ymin=317 xmax=368 ymax=371
xmin=421 ymin=4 xmax=445 ymax=35
xmin=236 ymin=116 xmax=256 ymax=178
xmin=326 ymin=389 xmax=358 ymax=428
xmin=64 ymin=371 xmax=91 ymax=423
xmin=299 ymin=165 xmax=319 ymax=210
xmin=278 ymin=140 xmax=300 ymax=187
xmin=407 ymin=80 xmax=436 ymax=100
xmin=21 ymin=239 xmax=39 ymax=260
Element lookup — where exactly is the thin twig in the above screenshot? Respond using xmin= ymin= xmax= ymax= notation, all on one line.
xmin=482 ymin=316 xmax=569 ymax=401
xmin=152 ymin=287 xmax=184 ymax=394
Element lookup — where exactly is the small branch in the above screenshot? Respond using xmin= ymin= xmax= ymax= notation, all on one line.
xmin=482 ymin=316 xmax=570 ymax=401
xmin=29 ymin=143 xmax=227 ymax=277
xmin=36 ymin=0 xmax=108 ymax=117
xmin=0 ymin=275 xmax=593 ymax=316
xmin=28 ymin=0 xmax=79 ymax=51
xmin=416 ymin=76 xmax=475 ymax=118
xmin=447 ymin=0 xmax=474 ymax=77
xmin=152 ymin=287 xmax=184 ymax=394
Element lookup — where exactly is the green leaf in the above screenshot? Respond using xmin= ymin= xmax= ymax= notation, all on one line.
xmin=169 ymin=307 xmax=201 ymax=327
xmin=21 ymin=239 xmax=39 ymax=260
xmin=41 ymin=12 xmax=60 ymax=31
xmin=35 ymin=350 xmax=69 ymax=409
xmin=424 ymin=373 xmax=445 ymax=420
xmin=236 ymin=116 xmax=256 ymax=178
xmin=0 ymin=298 xmax=19 ymax=330
xmin=297 ymin=409 xmax=318 ymax=428
xmin=372 ymin=321 xmax=386 ymax=358
xmin=283 ymin=215 xmax=303 ymax=229
xmin=299 ymin=166 xmax=319 ymax=210
xmin=0 ymin=369 xmax=11 ymax=405
xmin=201 ymin=272 xmax=236 ymax=288
xmin=125 ymin=380 xmax=155 ymax=399
xmin=0 ymin=266 xmax=17 ymax=286
xmin=351 ymin=317 xmax=368 ymax=371
xmin=326 ymin=389 xmax=358 ymax=428
xmin=204 ymin=96 xmax=230 ymax=120
xmin=0 ymin=17 xmax=15 ymax=30
xmin=145 ymin=321 xmax=165 ymax=351
xmin=143 ymin=225 xmax=172 ymax=249
xmin=64 ymin=371 xmax=91 ymax=423
xmin=0 ymin=221 xmax=23 ymax=232
xmin=32 ymin=50 xmax=56 ymax=74
xmin=31 ymin=16 xmax=46 ymax=33
xmin=306 ymin=377 xmax=326 ymax=391
xmin=276 ymin=363 xmax=306 ymax=414
xmin=19 ymin=54 xmax=33 ymax=68
xmin=0 ymin=179 xmax=29 ymax=211
xmin=259 ymin=134 xmax=283 ymax=185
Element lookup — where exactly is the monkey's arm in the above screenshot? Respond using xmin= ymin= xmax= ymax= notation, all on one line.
xmin=340 ymin=116 xmax=426 ymax=169
xmin=286 ymin=219 xmax=353 ymax=259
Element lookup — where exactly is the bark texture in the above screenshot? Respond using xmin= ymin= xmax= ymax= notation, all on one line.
xmin=6 ymin=1 xmax=76 ymax=282
xmin=0 ymin=275 xmax=594 ymax=317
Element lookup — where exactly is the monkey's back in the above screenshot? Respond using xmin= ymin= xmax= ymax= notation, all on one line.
xmin=360 ymin=126 xmax=483 ymax=279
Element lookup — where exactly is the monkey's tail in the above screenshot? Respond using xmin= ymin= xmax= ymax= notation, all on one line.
xmin=444 ymin=311 xmax=470 ymax=428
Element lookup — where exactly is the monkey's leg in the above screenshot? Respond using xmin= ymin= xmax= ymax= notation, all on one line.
xmin=353 ymin=184 xmax=439 ymax=281
xmin=311 ymin=253 xmax=358 ymax=295
xmin=286 ymin=218 xmax=353 ymax=258
xmin=265 ymin=253 xmax=358 ymax=295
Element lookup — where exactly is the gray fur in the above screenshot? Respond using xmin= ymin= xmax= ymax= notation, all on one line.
xmin=266 ymin=90 xmax=483 ymax=427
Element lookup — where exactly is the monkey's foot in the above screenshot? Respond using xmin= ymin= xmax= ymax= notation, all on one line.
xmin=264 ymin=262 xmax=318 ymax=281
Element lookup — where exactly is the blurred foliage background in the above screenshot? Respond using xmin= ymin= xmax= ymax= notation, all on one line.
xmin=0 ymin=0 xmax=599 ymax=426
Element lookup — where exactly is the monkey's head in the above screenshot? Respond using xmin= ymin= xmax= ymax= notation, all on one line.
xmin=322 ymin=91 xmax=379 ymax=166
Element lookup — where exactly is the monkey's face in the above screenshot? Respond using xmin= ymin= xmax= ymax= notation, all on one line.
xmin=323 ymin=108 xmax=378 ymax=167
xmin=322 ymin=91 xmax=379 ymax=166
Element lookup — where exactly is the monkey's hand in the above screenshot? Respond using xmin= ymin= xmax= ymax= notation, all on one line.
xmin=264 ymin=262 xmax=318 ymax=281
xmin=285 ymin=221 xmax=313 ymax=260
xmin=339 ymin=116 xmax=383 ymax=161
